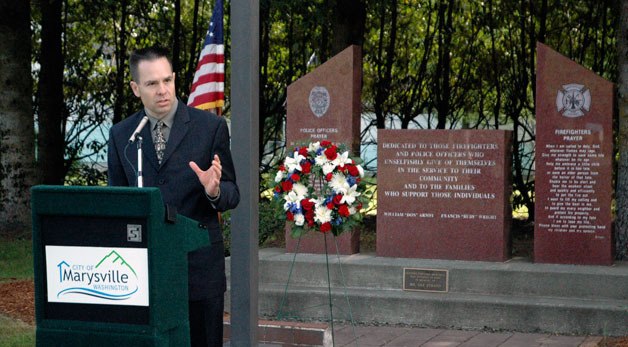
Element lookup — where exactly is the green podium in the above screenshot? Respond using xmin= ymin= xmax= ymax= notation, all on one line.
xmin=32 ymin=185 xmax=210 ymax=347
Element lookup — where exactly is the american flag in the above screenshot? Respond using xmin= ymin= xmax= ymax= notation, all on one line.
xmin=187 ymin=0 xmax=224 ymax=111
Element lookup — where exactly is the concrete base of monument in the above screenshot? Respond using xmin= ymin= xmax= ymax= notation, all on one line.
xmin=225 ymin=248 xmax=628 ymax=337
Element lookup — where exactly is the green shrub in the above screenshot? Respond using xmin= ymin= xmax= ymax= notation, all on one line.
xmin=221 ymin=200 xmax=286 ymax=256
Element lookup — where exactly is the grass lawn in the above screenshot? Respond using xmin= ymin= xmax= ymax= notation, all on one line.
xmin=0 ymin=237 xmax=35 ymax=346
xmin=0 ymin=315 xmax=35 ymax=347
xmin=0 ymin=238 xmax=34 ymax=280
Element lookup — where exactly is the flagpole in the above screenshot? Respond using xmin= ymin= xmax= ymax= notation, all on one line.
xmin=230 ymin=0 xmax=259 ymax=344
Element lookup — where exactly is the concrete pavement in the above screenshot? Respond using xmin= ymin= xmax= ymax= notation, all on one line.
xmin=224 ymin=323 xmax=604 ymax=346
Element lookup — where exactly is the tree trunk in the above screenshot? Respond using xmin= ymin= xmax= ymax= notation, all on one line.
xmin=331 ymin=0 xmax=366 ymax=55
xmin=38 ymin=0 xmax=66 ymax=185
xmin=615 ymin=0 xmax=628 ymax=260
xmin=0 ymin=1 xmax=35 ymax=235
xmin=185 ymin=0 xmax=202 ymax=96
xmin=374 ymin=1 xmax=398 ymax=129
xmin=112 ymin=0 xmax=128 ymax=125
xmin=172 ymin=0 xmax=182 ymax=95
xmin=435 ymin=0 xmax=454 ymax=129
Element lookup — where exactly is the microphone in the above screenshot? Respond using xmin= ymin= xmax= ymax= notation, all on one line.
xmin=129 ymin=116 xmax=149 ymax=143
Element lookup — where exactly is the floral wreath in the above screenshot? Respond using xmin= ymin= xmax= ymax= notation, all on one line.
xmin=271 ymin=140 xmax=367 ymax=237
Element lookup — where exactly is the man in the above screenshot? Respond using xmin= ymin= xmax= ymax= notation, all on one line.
xmin=108 ymin=46 xmax=239 ymax=346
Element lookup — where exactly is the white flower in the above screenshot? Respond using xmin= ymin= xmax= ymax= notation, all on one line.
xmin=308 ymin=142 xmax=321 ymax=153
xmin=332 ymin=151 xmax=352 ymax=167
xmin=340 ymin=184 xmax=360 ymax=205
xmin=315 ymin=153 xmax=329 ymax=166
xmin=329 ymin=173 xmax=350 ymax=194
xmin=285 ymin=182 xmax=308 ymax=203
xmin=314 ymin=205 xmax=332 ymax=224
xmin=274 ymin=170 xmax=285 ymax=182
xmin=294 ymin=213 xmax=305 ymax=226
xmin=357 ymin=164 xmax=364 ymax=177
xmin=321 ymin=161 xmax=336 ymax=175
xmin=284 ymin=151 xmax=305 ymax=172
xmin=311 ymin=197 xmax=325 ymax=209
xmin=292 ymin=182 xmax=308 ymax=198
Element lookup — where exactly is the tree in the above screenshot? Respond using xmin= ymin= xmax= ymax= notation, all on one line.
xmin=0 ymin=1 xmax=36 ymax=235
xmin=330 ymin=0 xmax=366 ymax=55
xmin=37 ymin=0 xmax=66 ymax=185
xmin=616 ymin=0 xmax=628 ymax=260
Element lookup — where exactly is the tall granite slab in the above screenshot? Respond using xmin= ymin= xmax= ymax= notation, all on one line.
xmin=377 ymin=129 xmax=512 ymax=261
xmin=284 ymin=45 xmax=362 ymax=255
xmin=534 ymin=43 xmax=614 ymax=265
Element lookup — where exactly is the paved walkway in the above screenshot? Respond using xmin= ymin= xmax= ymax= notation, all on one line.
xmin=225 ymin=324 xmax=603 ymax=346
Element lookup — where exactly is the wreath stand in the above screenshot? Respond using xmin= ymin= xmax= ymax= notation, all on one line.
xmin=276 ymin=232 xmax=359 ymax=346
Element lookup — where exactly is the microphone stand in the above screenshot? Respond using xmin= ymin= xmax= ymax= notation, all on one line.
xmin=136 ymin=135 xmax=144 ymax=187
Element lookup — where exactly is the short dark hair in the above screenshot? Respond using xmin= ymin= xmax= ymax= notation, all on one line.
xmin=129 ymin=46 xmax=173 ymax=82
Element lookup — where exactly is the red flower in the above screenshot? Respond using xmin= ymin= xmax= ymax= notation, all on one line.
xmin=347 ymin=165 xmax=359 ymax=177
xmin=357 ymin=203 xmax=363 ymax=210
xmin=325 ymin=173 xmax=333 ymax=181
xmin=279 ymin=164 xmax=286 ymax=172
xmin=307 ymin=217 xmax=315 ymax=227
xmin=321 ymin=140 xmax=331 ymax=147
xmin=338 ymin=204 xmax=350 ymax=217
xmin=301 ymin=199 xmax=315 ymax=211
xmin=301 ymin=161 xmax=312 ymax=174
xmin=286 ymin=211 xmax=294 ymax=221
xmin=274 ymin=186 xmax=281 ymax=193
xmin=338 ymin=165 xmax=348 ymax=173
xmin=333 ymin=194 xmax=343 ymax=205
xmin=281 ymin=181 xmax=293 ymax=192
xmin=324 ymin=145 xmax=338 ymax=160
xmin=320 ymin=222 xmax=332 ymax=233
xmin=327 ymin=202 xmax=334 ymax=210
xmin=298 ymin=147 xmax=308 ymax=157
xmin=291 ymin=173 xmax=300 ymax=182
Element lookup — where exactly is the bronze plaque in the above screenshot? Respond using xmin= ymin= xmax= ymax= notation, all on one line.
xmin=403 ymin=268 xmax=449 ymax=293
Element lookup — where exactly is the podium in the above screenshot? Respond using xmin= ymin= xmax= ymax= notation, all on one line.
xmin=32 ymin=185 xmax=210 ymax=347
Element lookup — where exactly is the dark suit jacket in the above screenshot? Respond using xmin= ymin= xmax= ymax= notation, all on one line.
xmin=107 ymin=101 xmax=240 ymax=300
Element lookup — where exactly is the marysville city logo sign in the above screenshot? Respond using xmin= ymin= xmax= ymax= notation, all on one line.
xmin=45 ymin=246 xmax=149 ymax=306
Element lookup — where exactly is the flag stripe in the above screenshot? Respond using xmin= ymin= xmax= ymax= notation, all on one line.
xmin=188 ymin=0 xmax=224 ymax=111
xmin=192 ymin=63 xmax=225 ymax=84
xmin=189 ymin=82 xmax=225 ymax=102
xmin=190 ymin=93 xmax=225 ymax=108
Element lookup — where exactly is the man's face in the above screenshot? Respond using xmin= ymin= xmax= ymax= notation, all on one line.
xmin=130 ymin=57 xmax=176 ymax=119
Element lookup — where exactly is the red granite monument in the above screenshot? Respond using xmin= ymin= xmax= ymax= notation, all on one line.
xmin=534 ymin=43 xmax=614 ymax=265
xmin=284 ymin=45 xmax=362 ymax=254
xmin=376 ymin=129 xmax=513 ymax=261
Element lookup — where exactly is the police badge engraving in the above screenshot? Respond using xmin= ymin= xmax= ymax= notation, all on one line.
xmin=309 ymin=86 xmax=330 ymax=118
xmin=556 ymin=83 xmax=591 ymax=118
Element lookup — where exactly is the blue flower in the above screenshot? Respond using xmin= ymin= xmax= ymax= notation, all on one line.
xmin=347 ymin=176 xmax=357 ymax=186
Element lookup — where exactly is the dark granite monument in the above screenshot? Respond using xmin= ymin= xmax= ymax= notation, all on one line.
xmin=534 ymin=43 xmax=614 ymax=265
xmin=376 ymin=129 xmax=512 ymax=261
xmin=284 ymin=45 xmax=362 ymax=255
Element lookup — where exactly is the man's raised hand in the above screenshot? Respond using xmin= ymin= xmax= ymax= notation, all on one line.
xmin=189 ymin=154 xmax=222 ymax=198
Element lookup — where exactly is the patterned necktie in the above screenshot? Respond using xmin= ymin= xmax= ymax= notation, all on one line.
xmin=154 ymin=121 xmax=167 ymax=165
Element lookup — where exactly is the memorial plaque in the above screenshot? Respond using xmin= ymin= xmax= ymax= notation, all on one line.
xmin=377 ymin=129 xmax=512 ymax=261
xmin=285 ymin=45 xmax=361 ymax=153
xmin=284 ymin=45 xmax=362 ymax=255
xmin=403 ymin=268 xmax=448 ymax=293
xmin=534 ymin=43 xmax=614 ymax=265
